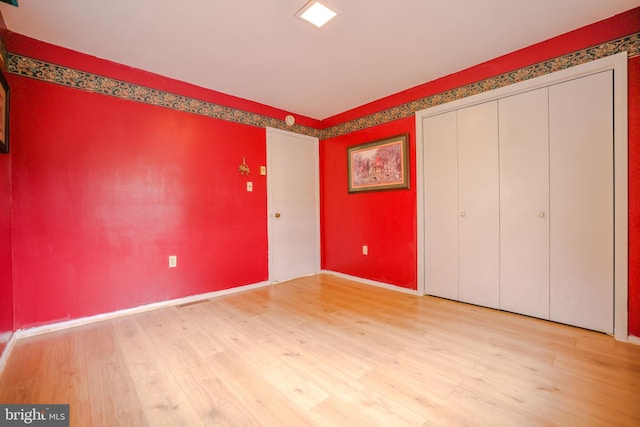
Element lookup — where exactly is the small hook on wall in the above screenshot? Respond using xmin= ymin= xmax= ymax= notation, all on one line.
xmin=238 ymin=156 xmax=250 ymax=175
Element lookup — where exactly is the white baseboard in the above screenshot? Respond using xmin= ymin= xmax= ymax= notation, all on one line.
xmin=322 ymin=271 xmax=640 ymax=343
xmin=6 ymin=273 xmax=412 ymax=344
xmin=0 ymin=332 xmax=17 ymax=375
xmin=321 ymin=270 xmax=419 ymax=295
xmin=4 ymin=272 xmax=635 ymax=358
xmin=14 ymin=280 xmax=273 ymax=340
xmin=627 ymin=335 xmax=640 ymax=345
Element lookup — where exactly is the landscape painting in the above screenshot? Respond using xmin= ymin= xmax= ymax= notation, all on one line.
xmin=348 ymin=134 xmax=409 ymax=193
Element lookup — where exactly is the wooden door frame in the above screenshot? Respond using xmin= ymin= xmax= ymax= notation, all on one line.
xmin=265 ymin=127 xmax=321 ymax=283
xmin=415 ymin=52 xmax=629 ymax=341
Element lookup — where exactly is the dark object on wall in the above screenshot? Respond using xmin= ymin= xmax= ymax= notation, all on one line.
xmin=0 ymin=1 xmax=18 ymax=6
xmin=0 ymin=70 xmax=8 ymax=154
xmin=348 ymin=134 xmax=409 ymax=193
xmin=0 ymin=37 xmax=7 ymax=71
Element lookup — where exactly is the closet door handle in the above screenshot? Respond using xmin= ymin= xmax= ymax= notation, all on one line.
xmin=538 ymin=211 xmax=545 ymax=218
xmin=460 ymin=212 xmax=466 ymax=217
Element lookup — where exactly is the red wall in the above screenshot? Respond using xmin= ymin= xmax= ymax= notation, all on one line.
xmin=320 ymin=8 xmax=640 ymax=336
xmin=0 ymin=133 xmax=11 ymax=353
xmin=7 ymin=36 xmax=280 ymax=329
xmin=0 ymin=11 xmax=12 ymax=355
xmin=321 ymin=117 xmax=416 ymax=288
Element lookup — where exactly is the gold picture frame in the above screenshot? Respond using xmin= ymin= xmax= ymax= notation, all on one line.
xmin=347 ymin=134 xmax=409 ymax=193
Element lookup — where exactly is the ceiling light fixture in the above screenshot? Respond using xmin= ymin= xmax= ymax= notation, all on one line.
xmin=295 ymin=0 xmax=338 ymax=29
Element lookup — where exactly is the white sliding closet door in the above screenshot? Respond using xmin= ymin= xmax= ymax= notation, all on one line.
xmin=423 ymin=111 xmax=459 ymax=300
xmin=549 ymin=71 xmax=614 ymax=334
xmin=457 ymin=101 xmax=500 ymax=309
xmin=499 ymin=88 xmax=550 ymax=319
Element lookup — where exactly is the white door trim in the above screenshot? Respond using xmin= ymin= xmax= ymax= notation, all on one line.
xmin=416 ymin=52 xmax=628 ymax=341
xmin=266 ymin=127 xmax=320 ymax=283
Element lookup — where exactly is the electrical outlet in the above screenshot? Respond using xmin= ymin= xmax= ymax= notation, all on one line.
xmin=169 ymin=255 xmax=177 ymax=268
xmin=247 ymin=181 xmax=253 ymax=192
xmin=362 ymin=245 xmax=368 ymax=255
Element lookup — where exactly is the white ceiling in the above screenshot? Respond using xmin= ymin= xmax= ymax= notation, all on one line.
xmin=0 ymin=0 xmax=638 ymax=120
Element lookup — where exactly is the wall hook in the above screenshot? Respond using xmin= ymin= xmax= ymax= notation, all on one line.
xmin=238 ymin=156 xmax=250 ymax=175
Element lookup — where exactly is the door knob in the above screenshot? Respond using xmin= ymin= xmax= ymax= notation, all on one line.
xmin=538 ymin=211 xmax=545 ymax=218
xmin=275 ymin=213 xmax=281 ymax=218
xmin=460 ymin=212 xmax=466 ymax=217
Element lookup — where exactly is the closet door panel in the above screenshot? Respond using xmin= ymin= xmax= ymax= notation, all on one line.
xmin=549 ymin=71 xmax=614 ymax=333
xmin=457 ymin=101 xmax=500 ymax=309
xmin=499 ymin=88 xmax=550 ymax=319
xmin=423 ymin=112 xmax=459 ymax=300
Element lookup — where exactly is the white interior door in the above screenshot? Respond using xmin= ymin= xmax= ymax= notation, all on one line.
xmin=266 ymin=127 xmax=319 ymax=283
xmin=499 ymin=88 xmax=550 ymax=319
xmin=423 ymin=111 xmax=459 ymax=300
xmin=549 ymin=71 xmax=614 ymax=334
xmin=457 ymin=101 xmax=500 ymax=309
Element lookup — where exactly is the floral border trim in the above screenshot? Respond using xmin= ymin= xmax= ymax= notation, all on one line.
xmin=6 ymin=32 xmax=639 ymax=141
xmin=322 ymin=32 xmax=640 ymax=139
xmin=6 ymin=53 xmax=322 ymax=139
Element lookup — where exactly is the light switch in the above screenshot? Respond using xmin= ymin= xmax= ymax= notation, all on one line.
xmin=260 ymin=166 xmax=266 ymax=175
xmin=247 ymin=182 xmax=253 ymax=192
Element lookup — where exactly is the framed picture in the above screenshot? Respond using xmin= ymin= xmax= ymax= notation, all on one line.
xmin=348 ymin=134 xmax=409 ymax=193
xmin=0 ymin=70 xmax=8 ymax=154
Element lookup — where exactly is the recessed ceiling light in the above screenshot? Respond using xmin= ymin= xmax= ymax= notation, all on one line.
xmin=295 ymin=1 xmax=338 ymax=29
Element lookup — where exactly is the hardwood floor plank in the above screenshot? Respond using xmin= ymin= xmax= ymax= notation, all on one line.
xmin=358 ymin=368 xmax=464 ymax=427
xmin=0 ymin=334 xmax=62 ymax=386
xmin=260 ymin=361 xmax=331 ymax=412
xmin=206 ymin=349 xmax=316 ymax=426
xmin=258 ymin=325 xmax=375 ymax=382
xmin=135 ymin=309 xmax=263 ymax=426
xmin=112 ymin=316 xmax=205 ymax=427
xmin=446 ymin=381 xmax=557 ymax=427
xmin=0 ymin=379 xmax=37 ymax=404
xmin=184 ymin=304 xmax=332 ymax=414
xmin=86 ymin=355 xmax=148 ymax=426
xmin=463 ymin=357 xmax=590 ymax=425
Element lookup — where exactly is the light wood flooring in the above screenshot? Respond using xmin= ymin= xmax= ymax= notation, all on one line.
xmin=1 ymin=274 xmax=639 ymax=426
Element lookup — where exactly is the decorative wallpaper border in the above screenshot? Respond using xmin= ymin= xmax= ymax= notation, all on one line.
xmin=7 ymin=32 xmax=640 ymax=141
xmin=6 ymin=54 xmax=322 ymax=139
